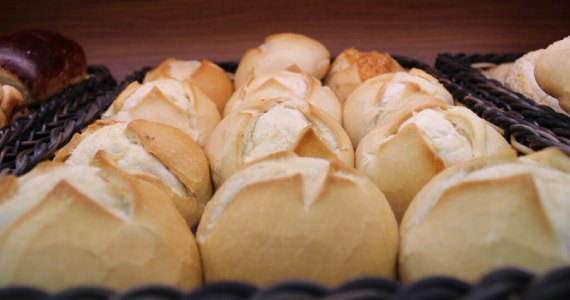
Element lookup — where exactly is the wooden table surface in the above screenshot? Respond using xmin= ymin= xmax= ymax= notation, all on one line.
xmin=1 ymin=0 xmax=568 ymax=80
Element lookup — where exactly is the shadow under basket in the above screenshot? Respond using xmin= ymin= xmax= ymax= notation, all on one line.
xmin=435 ymin=53 xmax=570 ymax=156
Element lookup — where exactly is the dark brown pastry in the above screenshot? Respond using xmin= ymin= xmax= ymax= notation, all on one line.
xmin=0 ymin=29 xmax=87 ymax=105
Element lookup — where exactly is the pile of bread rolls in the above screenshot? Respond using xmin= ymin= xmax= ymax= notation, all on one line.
xmin=0 ymin=32 xmax=569 ymax=293
xmin=482 ymin=36 xmax=570 ymax=116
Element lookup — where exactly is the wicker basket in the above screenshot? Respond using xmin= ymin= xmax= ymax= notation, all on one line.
xmin=0 ymin=58 xmax=569 ymax=300
xmin=435 ymin=53 xmax=570 ymax=156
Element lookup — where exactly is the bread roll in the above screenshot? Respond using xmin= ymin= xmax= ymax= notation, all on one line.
xmin=205 ymin=98 xmax=354 ymax=188
xmin=325 ymin=48 xmax=405 ymax=103
xmin=535 ymin=36 xmax=570 ymax=113
xmin=504 ymin=50 xmax=568 ymax=115
xmin=143 ymin=58 xmax=234 ymax=114
xmin=0 ymin=162 xmax=202 ymax=292
xmin=101 ymin=79 xmax=221 ymax=147
xmin=0 ymin=84 xmax=28 ymax=128
xmin=53 ymin=119 xmax=212 ymax=227
xmin=0 ymin=30 xmax=87 ymax=105
xmin=234 ymin=33 xmax=330 ymax=88
xmin=356 ymin=104 xmax=512 ymax=223
xmin=224 ymin=65 xmax=342 ymax=123
xmin=343 ymin=69 xmax=453 ymax=147
xmin=197 ymin=152 xmax=398 ymax=287
xmin=481 ymin=62 xmax=513 ymax=83
xmin=400 ymin=149 xmax=570 ymax=283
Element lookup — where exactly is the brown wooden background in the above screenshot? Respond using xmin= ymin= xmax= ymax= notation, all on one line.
xmin=1 ymin=0 xmax=568 ymax=80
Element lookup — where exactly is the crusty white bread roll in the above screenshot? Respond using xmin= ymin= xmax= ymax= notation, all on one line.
xmin=0 ymin=162 xmax=202 ymax=292
xmin=343 ymin=69 xmax=453 ymax=147
xmin=234 ymin=33 xmax=330 ymax=88
xmin=224 ymin=65 xmax=342 ymax=123
xmin=504 ymin=50 xmax=568 ymax=115
xmin=535 ymin=36 xmax=570 ymax=113
xmin=481 ymin=62 xmax=513 ymax=84
xmin=101 ymin=79 xmax=221 ymax=147
xmin=197 ymin=152 xmax=398 ymax=287
xmin=400 ymin=149 xmax=570 ymax=283
xmin=0 ymin=84 xmax=28 ymax=128
xmin=143 ymin=58 xmax=234 ymax=114
xmin=356 ymin=104 xmax=512 ymax=223
xmin=0 ymin=30 xmax=87 ymax=105
xmin=205 ymin=98 xmax=354 ymax=189
xmin=325 ymin=48 xmax=405 ymax=103
xmin=53 ymin=119 xmax=212 ymax=227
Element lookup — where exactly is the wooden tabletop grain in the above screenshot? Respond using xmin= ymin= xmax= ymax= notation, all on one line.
xmin=1 ymin=0 xmax=568 ymax=80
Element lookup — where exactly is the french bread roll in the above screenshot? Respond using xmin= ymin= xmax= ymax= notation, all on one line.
xmin=343 ymin=69 xmax=453 ymax=147
xmin=482 ymin=62 xmax=513 ymax=84
xmin=400 ymin=149 xmax=570 ymax=283
xmin=224 ymin=65 xmax=342 ymax=123
xmin=504 ymin=50 xmax=568 ymax=115
xmin=0 ymin=30 xmax=87 ymax=105
xmin=0 ymin=162 xmax=202 ymax=292
xmin=0 ymin=84 xmax=28 ymax=128
xmin=53 ymin=119 xmax=212 ymax=227
xmin=205 ymin=98 xmax=354 ymax=188
xmin=356 ymin=104 xmax=512 ymax=223
xmin=143 ymin=58 xmax=234 ymax=114
xmin=535 ymin=36 xmax=570 ymax=113
xmin=197 ymin=152 xmax=398 ymax=287
xmin=101 ymin=79 xmax=221 ymax=147
xmin=234 ymin=33 xmax=330 ymax=88
xmin=325 ymin=48 xmax=405 ymax=103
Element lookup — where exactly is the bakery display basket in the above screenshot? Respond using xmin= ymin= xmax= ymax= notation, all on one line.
xmin=0 ymin=66 xmax=150 ymax=177
xmin=434 ymin=53 xmax=570 ymax=156
xmin=0 ymin=56 xmax=569 ymax=299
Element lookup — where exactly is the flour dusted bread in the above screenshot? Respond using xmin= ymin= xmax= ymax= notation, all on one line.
xmin=0 ymin=162 xmax=202 ymax=292
xmin=224 ymin=65 xmax=342 ymax=123
xmin=343 ymin=69 xmax=453 ymax=146
xmin=504 ymin=50 xmax=567 ymax=115
xmin=325 ymin=48 xmax=405 ymax=103
xmin=0 ymin=30 xmax=87 ymax=105
xmin=234 ymin=33 xmax=330 ymax=88
xmin=144 ymin=58 xmax=234 ymax=114
xmin=0 ymin=84 xmax=28 ymax=128
xmin=535 ymin=36 xmax=570 ymax=113
xmin=205 ymin=98 xmax=354 ymax=188
xmin=54 ymin=119 xmax=212 ymax=227
xmin=400 ymin=149 xmax=570 ymax=283
xmin=197 ymin=152 xmax=398 ymax=287
xmin=356 ymin=104 xmax=512 ymax=222
xmin=102 ymin=79 xmax=221 ymax=146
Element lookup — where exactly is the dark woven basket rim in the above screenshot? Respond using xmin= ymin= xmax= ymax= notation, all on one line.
xmin=1 ymin=266 xmax=569 ymax=300
xmin=435 ymin=52 xmax=570 ymax=156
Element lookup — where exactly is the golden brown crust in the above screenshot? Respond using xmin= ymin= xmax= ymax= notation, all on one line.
xmin=144 ymin=58 xmax=234 ymax=114
xmin=0 ymin=30 xmax=87 ymax=105
xmin=205 ymin=98 xmax=354 ymax=189
xmin=356 ymin=104 xmax=512 ymax=223
xmin=197 ymin=154 xmax=398 ymax=287
xmin=399 ymin=150 xmax=569 ymax=283
xmin=53 ymin=119 xmax=213 ymax=227
xmin=234 ymin=33 xmax=330 ymax=88
xmin=0 ymin=162 xmax=202 ymax=291
xmin=325 ymin=48 xmax=404 ymax=103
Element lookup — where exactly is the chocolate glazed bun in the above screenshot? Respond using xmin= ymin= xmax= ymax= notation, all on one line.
xmin=0 ymin=30 xmax=87 ymax=105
